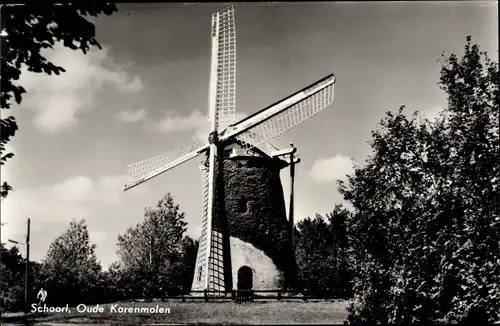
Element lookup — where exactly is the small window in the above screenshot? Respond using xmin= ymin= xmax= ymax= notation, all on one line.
xmin=223 ymin=148 xmax=233 ymax=159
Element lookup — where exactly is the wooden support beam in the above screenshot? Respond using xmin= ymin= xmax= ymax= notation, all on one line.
xmin=283 ymin=157 xmax=301 ymax=165
xmin=271 ymin=146 xmax=297 ymax=158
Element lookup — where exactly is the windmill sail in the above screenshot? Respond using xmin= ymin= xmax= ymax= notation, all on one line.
xmin=190 ymin=144 xmax=228 ymax=294
xmin=191 ymin=161 xmax=214 ymax=292
xmin=191 ymin=6 xmax=235 ymax=294
xmin=208 ymin=6 xmax=236 ymax=124
xmin=221 ymin=74 xmax=335 ymax=148
xmin=124 ymin=138 xmax=209 ymax=191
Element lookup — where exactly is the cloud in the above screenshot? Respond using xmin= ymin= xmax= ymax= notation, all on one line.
xmin=1 ymin=174 xmax=148 ymax=242
xmin=146 ymin=109 xmax=208 ymax=135
xmin=116 ymin=108 xmax=148 ymax=123
xmin=144 ymin=110 xmax=247 ymax=140
xmin=122 ymin=76 xmax=143 ymax=92
xmin=16 ymin=42 xmax=143 ymax=134
xmin=47 ymin=174 xmax=133 ymax=205
xmin=89 ymin=230 xmax=107 ymax=245
xmin=310 ymin=155 xmax=355 ymax=183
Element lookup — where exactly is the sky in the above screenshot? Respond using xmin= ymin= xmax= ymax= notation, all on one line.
xmin=1 ymin=1 xmax=498 ymax=269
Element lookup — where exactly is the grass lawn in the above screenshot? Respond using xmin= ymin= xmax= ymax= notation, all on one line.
xmin=3 ymin=300 xmax=349 ymax=325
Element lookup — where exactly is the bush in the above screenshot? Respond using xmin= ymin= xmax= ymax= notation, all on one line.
xmin=341 ymin=37 xmax=499 ymax=324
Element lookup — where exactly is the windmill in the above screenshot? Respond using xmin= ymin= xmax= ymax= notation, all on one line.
xmin=124 ymin=5 xmax=335 ymax=296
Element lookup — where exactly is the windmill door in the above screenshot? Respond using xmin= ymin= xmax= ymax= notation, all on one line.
xmin=237 ymin=265 xmax=253 ymax=290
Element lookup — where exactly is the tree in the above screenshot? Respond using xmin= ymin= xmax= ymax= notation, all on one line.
xmin=178 ymin=236 xmax=199 ymax=294
xmin=295 ymin=214 xmax=333 ymax=294
xmin=340 ymin=36 xmax=499 ymax=324
xmin=0 ymin=3 xmax=117 ymax=198
xmin=325 ymin=205 xmax=353 ymax=298
xmin=0 ymin=243 xmax=45 ymax=313
xmin=0 ymin=244 xmax=25 ymax=312
xmin=103 ymin=261 xmax=135 ymax=303
xmin=294 ymin=205 xmax=352 ymax=298
xmin=115 ymin=193 xmax=192 ymax=298
xmin=42 ymin=219 xmax=102 ymax=305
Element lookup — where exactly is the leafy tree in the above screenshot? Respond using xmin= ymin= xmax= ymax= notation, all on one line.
xmin=103 ymin=261 xmax=135 ymax=302
xmin=340 ymin=36 xmax=499 ymax=324
xmin=175 ymin=236 xmax=199 ymax=294
xmin=294 ymin=204 xmax=352 ymax=298
xmin=0 ymin=244 xmax=25 ymax=312
xmin=0 ymin=3 xmax=117 ymax=198
xmin=295 ymin=214 xmax=333 ymax=294
xmin=115 ymin=193 xmax=192 ymax=298
xmin=0 ymin=243 xmax=45 ymax=313
xmin=26 ymin=260 xmax=44 ymax=305
xmin=326 ymin=205 xmax=353 ymax=298
xmin=42 ymin=219 xmax=102 ymax=305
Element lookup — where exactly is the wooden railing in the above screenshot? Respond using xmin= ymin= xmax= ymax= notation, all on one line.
xmin=161 ymin=289 xmax=341 ymax=303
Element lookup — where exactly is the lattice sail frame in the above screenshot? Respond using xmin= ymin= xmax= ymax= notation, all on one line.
xmin=209 ymin=6 xmax=236 ymax=124
xmin=190 ymin=159 xmax=227 ymax=294
xmin=124 ymin=138 xmax=208 ymax=190
xmin=223 ymin=74 xmax=336 ymax=151
xmin=191 ymin=6 xmax=237 ymax=294
xmin=237 ymin=83 xmax=334 ymax=150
